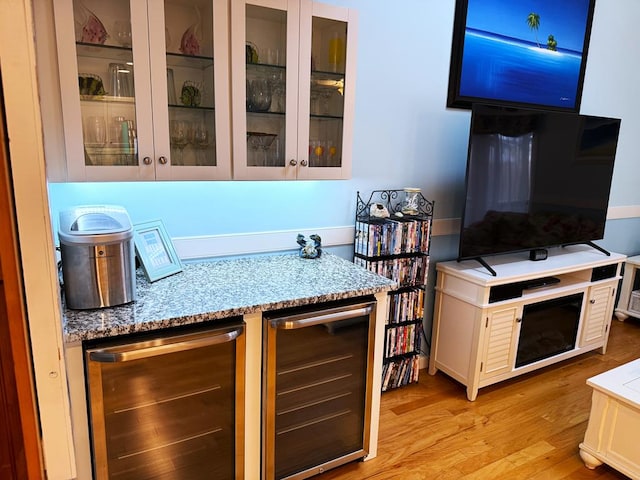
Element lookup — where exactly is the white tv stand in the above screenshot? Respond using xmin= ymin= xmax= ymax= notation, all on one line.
xmin=429 ymin=245 xmax=625 ymax=401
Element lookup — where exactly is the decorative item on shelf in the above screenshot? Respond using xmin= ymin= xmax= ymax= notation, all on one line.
xmin=74 ymin=2 xmax=108 ymax=44
xmin=179 ymin=6 xmax=201 ymax=55
xmin=78 ymin=73 xmax=106 ymax=96
xmin=296 ymin=234 xmax=322 ymax=259
xmin=246 ymin=42 xmax=259 ymax=64
xmin=369 ymin=203 xmax=390 ymax=218
xmin=401 ymin=187 xmax=421 ymax=215
xmin=327 ymin=31 xmax=345 ymax=73
xmin=180 ymin=81 xmax=202 ymax=107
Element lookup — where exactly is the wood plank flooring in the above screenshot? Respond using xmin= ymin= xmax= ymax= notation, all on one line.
xmin=321 ymin=316 xmax=640 ymax=480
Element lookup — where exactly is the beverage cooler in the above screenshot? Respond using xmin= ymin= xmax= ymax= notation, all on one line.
xmin=262 ymin=297 xmax=377 ymax=480
xmin=84 ymin=320 xmax=245 ymax=479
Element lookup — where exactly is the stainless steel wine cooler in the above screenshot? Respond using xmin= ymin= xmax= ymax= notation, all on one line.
xmin=84 ymin=320 xmax=245 ymax=479
xmin=263 ymin=298 xmax=377 ymax=480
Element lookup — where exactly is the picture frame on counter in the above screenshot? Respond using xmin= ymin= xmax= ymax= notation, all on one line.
xmin=133 ymin=220 xmax=182 ymax=282
xmin=446 ymin=0 xmax=596 ymax=112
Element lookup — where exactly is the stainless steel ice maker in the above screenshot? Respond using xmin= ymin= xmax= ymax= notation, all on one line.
xmin=59 ymin=205 xmax=135 ymax=309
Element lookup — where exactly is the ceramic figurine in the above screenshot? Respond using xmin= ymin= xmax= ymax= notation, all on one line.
xmin=297 ymin=234 xmax=322 ymax=259
xmin=370 ymin=203 xmax=390 ymax=218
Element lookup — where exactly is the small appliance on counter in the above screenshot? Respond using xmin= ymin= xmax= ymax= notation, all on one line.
xmin=59 ymin=205 xmax=135 ymax=309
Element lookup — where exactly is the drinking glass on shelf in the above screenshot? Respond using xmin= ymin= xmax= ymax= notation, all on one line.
xmin=113 ymin=20 xmax=132 ymax=47
xmin=193 ymin=123 xmax=212 ymax=166
xmin=327 ymin=141 xmax=338 ymax=166
xmin=268 ymin=71 xmax=285 ymax=113
xmin=310 ymin=140 xmax=325 ymax=166
xmin=84 ymin=116 xmax=106 ymax=146
xmin=166 ymin=69 xmax=177 ymax=105
xmin=170 ymin=120 xmax=191 ymax=165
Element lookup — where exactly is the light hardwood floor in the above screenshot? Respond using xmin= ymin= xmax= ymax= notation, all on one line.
xmin=322 ymin=316 xmax=640 ymax=480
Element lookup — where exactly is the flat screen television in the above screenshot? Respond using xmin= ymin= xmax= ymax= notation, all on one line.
xmin=458 ymin=104 xmax=621 ymax=270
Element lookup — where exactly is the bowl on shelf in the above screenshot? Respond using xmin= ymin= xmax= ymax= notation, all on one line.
xmin=247 ymin=132 xmax=277 ymax=166
xmin=246 ymin=131 xmax=277 ymax=150
xmin=78 ymin=73 xmax=106 ymax=96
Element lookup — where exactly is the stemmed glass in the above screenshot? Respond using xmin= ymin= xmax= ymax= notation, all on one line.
xmin=268 ymin=71 xmax=285 ymax=113
xmin=310 ymin=140 xmax=325 ymax=166
xmin=247 ymin=132 xmax=277 ymax=166
xmin=193 ymin=123 xmax=212 ymax=166
xmin=170 ymin=120 xmax=190 ymax=165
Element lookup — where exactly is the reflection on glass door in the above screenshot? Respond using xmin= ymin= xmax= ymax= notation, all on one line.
xmin=73 ymin=0 xmax=138 ymax=167
xmin=165 ymin=0 xmax=217 ymax=168
xmin=309 ymin=16 xmax=347 ymax=169
xmin=245 ymin=4 xmax=287 ymax=168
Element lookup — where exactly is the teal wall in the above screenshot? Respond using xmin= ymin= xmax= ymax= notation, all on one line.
xmin=47 ymin=0 xmax=640 ymax=263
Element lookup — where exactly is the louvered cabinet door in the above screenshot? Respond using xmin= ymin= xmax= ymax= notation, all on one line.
xmin=479 ymin=306 xmax=519 ymax=381
xmin=581 ymin=284 xmax=615 ymax=348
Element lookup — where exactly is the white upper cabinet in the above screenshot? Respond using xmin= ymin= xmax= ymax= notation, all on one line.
xmin=53 ymin=0 xmax=232 ymax=181
xmin=231 ymin=0 xmax=357 ymax=180
xmin=52 ymin=0 xmax=355 ymax=182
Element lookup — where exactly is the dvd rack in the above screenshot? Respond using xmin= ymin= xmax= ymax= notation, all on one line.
xmin=354 ymin=189 xmax=434 ymax=391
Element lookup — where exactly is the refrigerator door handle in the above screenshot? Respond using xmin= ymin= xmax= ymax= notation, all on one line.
xmin=269 ymin=303 xmax=374 ymax=330
xmin=88 ymin=325 xmax=243 ymax=363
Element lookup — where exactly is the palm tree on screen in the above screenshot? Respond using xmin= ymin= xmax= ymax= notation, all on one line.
xmin=527 ymin=12 xmax=541 ymax=47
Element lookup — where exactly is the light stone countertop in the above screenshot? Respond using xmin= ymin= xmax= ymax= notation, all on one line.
xmin=62 ymin=253 xmax=396 ymax=343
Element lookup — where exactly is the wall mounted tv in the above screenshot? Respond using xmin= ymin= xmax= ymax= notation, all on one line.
xmin=458 ymin=103 xmax=621 ymax=274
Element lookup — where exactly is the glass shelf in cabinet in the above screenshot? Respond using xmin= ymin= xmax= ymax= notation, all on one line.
xmin=84 ymin=146 xmax=137 ymax=166
xmin=246 ymin=111 xmax=285 ymax=118
xmin=310 ymin=113 xmax=344 ymax=120
xmin=166 ymin=52 xmax=214 ymax=70
xmin=169 ymin=104 xmax=215 ymax=111
xmin=80 ymin=95 xmax=135 ymax=104
xmin=246 ymin=63 xmax=286 ymax=75
xmin=76 ymin=42 xmax=133 ymax=62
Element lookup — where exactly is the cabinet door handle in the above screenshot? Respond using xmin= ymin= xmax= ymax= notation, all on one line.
xmin=516 ymin=317 xmax=522 ymax=323
xmin=158 ymin=156 xmax=168 ymax=165
xmin=300 ymin=159 xmax=308 ymax=167
xmin=289 ymin=159 xmax=298 ymax=166
xmin=143 ymin=156 xmax=152 ymax=165
xmin=590 ymin=299 xmax=596 ymax=304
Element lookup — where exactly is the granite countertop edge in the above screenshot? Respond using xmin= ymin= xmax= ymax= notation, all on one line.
xmin=63 ymin=253 xmax=397 ymax=344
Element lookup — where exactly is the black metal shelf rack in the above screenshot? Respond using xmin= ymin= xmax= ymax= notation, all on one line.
xmin=354 ymin=189 xmax=434 ymax=391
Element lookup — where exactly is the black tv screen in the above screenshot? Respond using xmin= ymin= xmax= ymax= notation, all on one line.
xmin=458 ymin=104 xmax=621 ymax=261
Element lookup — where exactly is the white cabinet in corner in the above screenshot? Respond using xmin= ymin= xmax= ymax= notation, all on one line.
xmin=429 ymin=246 xmax=625 ymax=401
xmin=52 ymin=0 xmax=232 ymax=181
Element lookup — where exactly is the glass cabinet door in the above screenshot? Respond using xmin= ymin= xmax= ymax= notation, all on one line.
xmin=232 ymin=0 xmax=294 ymax=180
xmin=231 ymin=0 xmax=356 ymax=180
xmin=61 ymin=0 xmax=144 ymax=178
xmin=298 ymin=2 xmax=356 ymax=180
xmin=158 ymin=0 xmax=230 ymax=178
xmin=53 ymin=0 xmax=231 ymax=181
